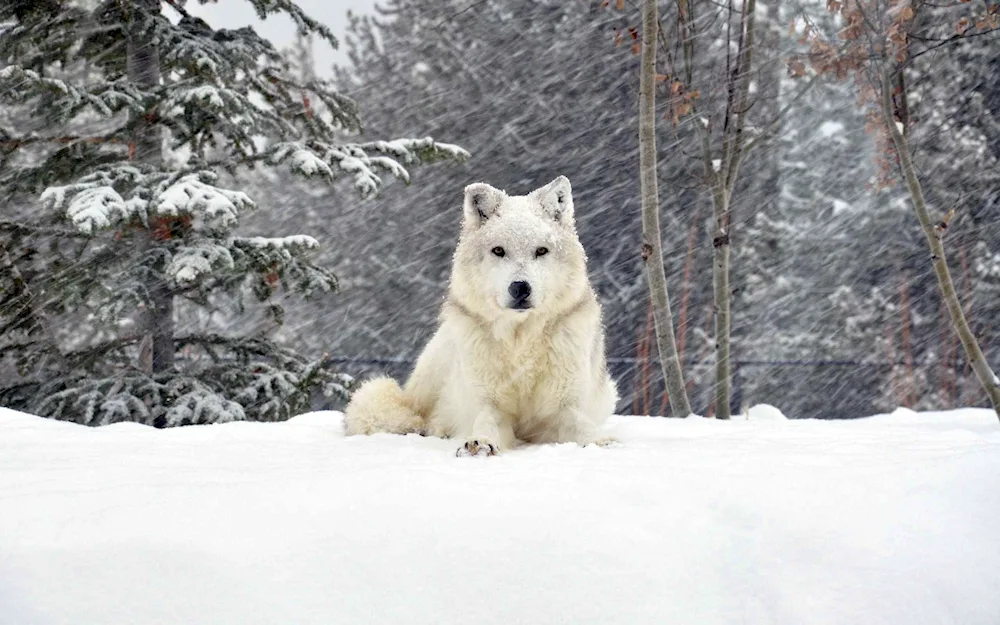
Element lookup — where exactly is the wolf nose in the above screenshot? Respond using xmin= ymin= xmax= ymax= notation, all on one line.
xmin=508 ymin=281 xmax=531 ymax=302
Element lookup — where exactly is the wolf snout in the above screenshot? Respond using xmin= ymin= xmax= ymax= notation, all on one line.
xmin=508 ymin=281 xmax=532 ymax=309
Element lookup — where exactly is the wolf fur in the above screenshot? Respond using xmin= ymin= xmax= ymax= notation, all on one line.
xmin=343 ymin=175 xmax=619 ymax=456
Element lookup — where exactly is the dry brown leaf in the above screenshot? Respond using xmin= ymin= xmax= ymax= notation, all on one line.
xmin=787 ymin=59 xmax=807 ymax=77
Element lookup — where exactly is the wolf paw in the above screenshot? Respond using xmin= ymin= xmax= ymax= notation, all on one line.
xmin=456 ymin=439 xmax=499 ymax=457
xmin=582 ymin=436 xmax=618 ymax=448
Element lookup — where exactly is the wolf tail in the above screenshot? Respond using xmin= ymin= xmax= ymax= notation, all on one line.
xmin=343 ymin=376 xmax=425 ymax=436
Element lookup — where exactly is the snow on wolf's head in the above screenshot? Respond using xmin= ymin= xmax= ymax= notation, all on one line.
xmin=451 ymin=176 xmax=588 ymax=321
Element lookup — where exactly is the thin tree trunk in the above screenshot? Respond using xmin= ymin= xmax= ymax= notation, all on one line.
xmin=659 ymin=211 xmax=700 ymax=416
xmin=127 ymin=0 xmax=172 ymax=373
xmin=711 ymin=190 xmax=732 ymax=418
xmin=702 ymin=0 xmax=756 ymax=420
xmin=639 ymin=0 xmax=692 ymax=418
xmin=899 ymin=276 xmax=915 ymax=406
xmin=880 ymin=67 xmax=1000 ymax=419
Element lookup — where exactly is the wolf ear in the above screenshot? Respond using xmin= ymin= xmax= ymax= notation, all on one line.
xmin=463 ymin=182 xmax=505 ymax=228
xmin=533 ymin=175 xmax=574 ymax=226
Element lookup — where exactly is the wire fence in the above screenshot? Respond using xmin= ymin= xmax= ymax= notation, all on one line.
xmin=319 ymin=355 xmax=924 ymax=419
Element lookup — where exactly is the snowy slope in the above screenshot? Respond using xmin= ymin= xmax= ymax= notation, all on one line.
xmin=1 ymin=406 xmax=999 ymax=625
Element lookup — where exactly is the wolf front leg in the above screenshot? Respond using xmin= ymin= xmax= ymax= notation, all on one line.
xmin=456 ymin=404 xmax=514 ymax=457
xmin=559 ymin=407 xmax=617 ymax=448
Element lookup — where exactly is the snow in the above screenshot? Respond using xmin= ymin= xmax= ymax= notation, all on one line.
xmin=267 ymin=138 xmax=468 ymax=198
xmin=49 ymin=186 xmax=128 ymax=234
xmin=817 ymin=120 xmax=844 ymax=138
xmin=831 ymin=198 xmax=851 ymax=213
xmin=269 ymin=142 xmax=335 ymax=179
xmin=154 ymin=175 xmax=254 ymax=225
xmin=290 ymin=147 xmax=335 ymax=178
xmin=1 ymin=406 xmax=999 ymax=625
xmin=181 ymin=86 xmax=227 ymax=109
xmin=236 ymin=234 xmax=319 ymax=249
xmin=742 ymin=403 xmax=787 ymax=420
xmin=167 ymin=241 xmax=235 ymax=284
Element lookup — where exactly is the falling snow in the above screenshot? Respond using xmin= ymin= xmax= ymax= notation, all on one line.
xmin=2 ymin=1 xmax=999 ymax=623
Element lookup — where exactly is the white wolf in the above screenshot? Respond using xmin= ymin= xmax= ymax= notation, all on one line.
xmin=343 ymin=175 xmax=619 ymax=456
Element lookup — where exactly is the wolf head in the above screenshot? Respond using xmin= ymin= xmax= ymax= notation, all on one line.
xmin=451 ymin=176 xmax=589 ymax=320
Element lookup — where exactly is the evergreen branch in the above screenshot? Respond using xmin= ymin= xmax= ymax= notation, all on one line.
xmin=242 ymin=0 xmax=340 ymax=51
xmin=0 ymin=220 xmax=88 ymax=238
xmin=62 ymin=335 xmax=143 ymax=370
xmin=162 ymin=0 xmax=191 ymax=19
xmin=0 ymin=134 xmax=128 ymax=149
xmin=0 ymin=339 xmax=46 ymax=359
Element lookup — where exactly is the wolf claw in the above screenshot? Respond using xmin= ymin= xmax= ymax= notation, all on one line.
xmin=457 ymin=439 xmax=498 ymax=457
xmin=583 ymin=436 xmax=618 ymax=448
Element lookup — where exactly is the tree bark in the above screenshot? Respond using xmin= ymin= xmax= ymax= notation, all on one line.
xmin=710 ymin=0 xmax=756 ymax=420
xmin=711 ymin=190 xmax=732 ymax=419
xmin=126 ymin=0 xmax=173 ymax=373
xmin=639 ymin=0 xmax=692 ymax=418
xmin=880 ymin=66 xmax=1000 ymax=419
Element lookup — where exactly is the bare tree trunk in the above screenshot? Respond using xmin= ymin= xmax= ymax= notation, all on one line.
xmin=639 ymin=0 xmax=692 ymax=418
xmin=711 ymin=0 xmax=756 ymax=420
xmin=880 ymin=67 xmax=1000 ymax=419
xmin=711 ymin=189 xmax=732 ymax=418
xmin=677 ymin=0 xmax=756 ymax=420
xmin=126 ymin=0 xmax=172 ymax=373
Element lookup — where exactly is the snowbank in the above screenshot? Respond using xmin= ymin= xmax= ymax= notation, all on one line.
xmin=1 ymin=406 xmax=998 ymax=625
xmin=743 ymin=403 xmax=788 ymax=421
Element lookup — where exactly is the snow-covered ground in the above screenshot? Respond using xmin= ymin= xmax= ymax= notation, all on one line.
xmin=2 ymin=406 xmax=998 ymax=625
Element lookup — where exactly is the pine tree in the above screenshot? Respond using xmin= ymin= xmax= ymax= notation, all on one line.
xmin=0 ymin=0 xmax=467 ymax=426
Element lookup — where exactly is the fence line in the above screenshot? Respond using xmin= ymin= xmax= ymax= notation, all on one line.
xmin=321 ymin=356 xmax=911 ymax=369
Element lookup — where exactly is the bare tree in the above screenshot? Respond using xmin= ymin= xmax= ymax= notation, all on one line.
xmin=639 ymin=0 xmax=692 ymax=417
xmin=795 ymin=0 xmax=1000 ymax=418
xmin=665 ymin=0 xmax=759 ymax=418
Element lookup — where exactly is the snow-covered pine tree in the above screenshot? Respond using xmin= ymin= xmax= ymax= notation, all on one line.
xmin=0 ymin=0 xmax=467 ymax=426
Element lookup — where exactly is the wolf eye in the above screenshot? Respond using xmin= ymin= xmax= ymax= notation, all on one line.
xmin=535 ymin=247 xmax=549 ymax=257
xmin=491 ymin=246 xmax=505 ymax=258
